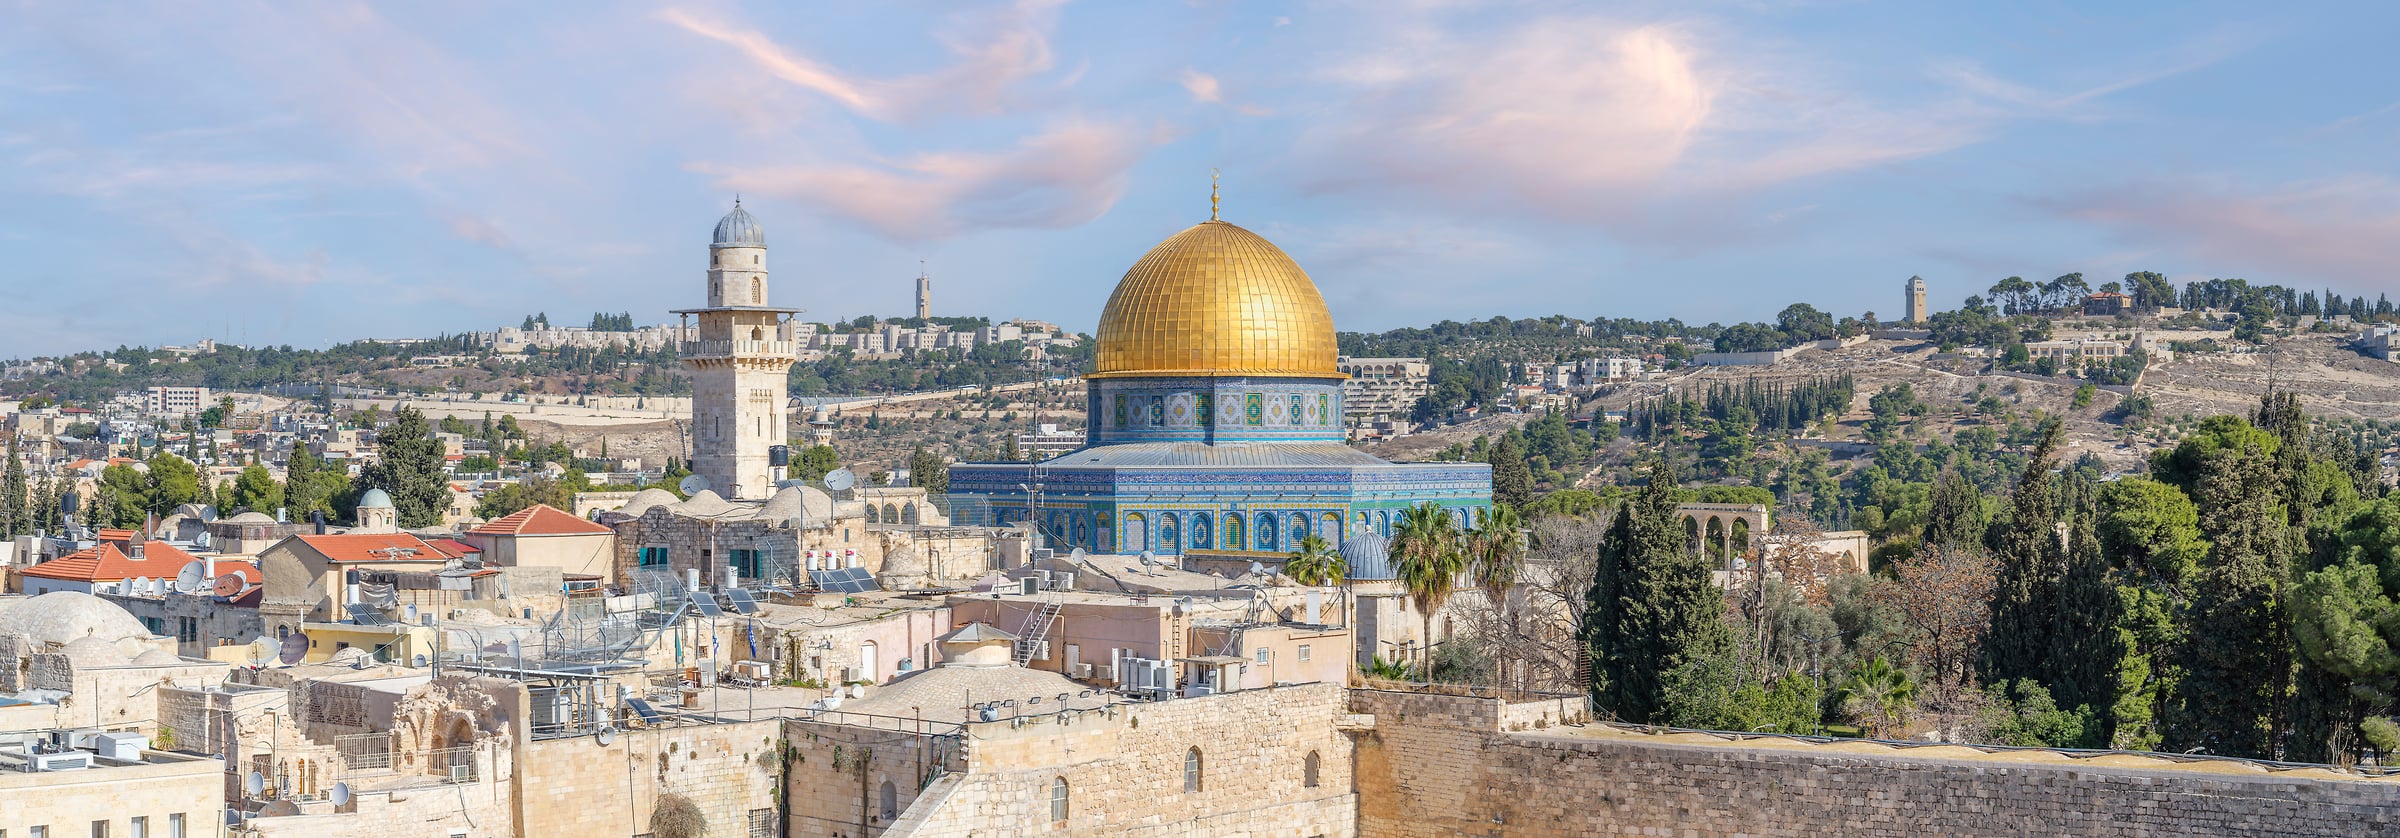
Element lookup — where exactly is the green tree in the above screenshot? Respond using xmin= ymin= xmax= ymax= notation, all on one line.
xmin=1980 ymin=679 xmax=2094 ymax=747
xmin=1923 ymin=469 xmax=1986 ymax=549
xmin=1 ymin=433 xmax=25 ymax=539
xmin=142 ymin=451 xmax=203 ymax=516
xmin=1835 ymin=657 xmax=1917 ymax=738
xmin=1486 ymin=434 xmax=1534 ymax=510
xmin=794 ymin=445 xmax=840 ymax=481
xmin=228 ymin=465 xmax=283 ymax=514
xmin=1981 ymin=422 xmax=2065 ymax=690
xmin=906 ymin=447 xmax=949 ymax=494
xmin=1584 ymin=461 xmax=1734 ymax=723
xmin=284 ymin=445 xmax=339 ymax=522
xmin=2166 ymin=416 xmax=2287 ymax=758
xmin=355 ymin=406 xmax=450 ymax=528
xmin=1466 ymin=504 xmax=1527 ymax=600
xmin=1285 ymin=534 xmax=1347 ymax=587
xmin=1392 ymin=502 xmax=1467 ymax=668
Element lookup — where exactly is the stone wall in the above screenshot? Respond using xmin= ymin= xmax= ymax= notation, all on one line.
xmin=782 ymin=718 xmax=962 ymax=837
xmin=0 ymin=752 xmax=222 ymax=838
xmin=899 ymin=682 xmax=1357 ymax=837
xmin=513 ymin=719 xmax=786 ymax=838
xmin=1352 ymin=688 xmax=2400 ymax=838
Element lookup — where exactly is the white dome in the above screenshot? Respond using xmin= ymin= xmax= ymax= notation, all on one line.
xmin=0 ymin=591 xmax=152 ymax=647
xmin=60 ymin=635 xmax=129 ymax=668
xmin=615 ymin=488 xmax=681 ymax=517
xmin=131 ymin=649 xmax=186 ymax=666
xmin=674 ymin=490 xmax=734 ymax=516
xmin=759 ymin=485 xmax=834 ymax=526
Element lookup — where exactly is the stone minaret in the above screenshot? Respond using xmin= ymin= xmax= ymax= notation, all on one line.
xmin=915 ymin=270 xmax=932 ymax=320
xmin=678 ymin=200 xmax=799 ymax=499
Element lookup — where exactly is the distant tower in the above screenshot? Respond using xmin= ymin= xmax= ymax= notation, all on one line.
xmin=1904 ymin=276 xmax=1929 ymax=324
xmin=915 ymin=270 xmax=932 ymax=321
xmin=677 ymin=200 xmax=801 ymax=500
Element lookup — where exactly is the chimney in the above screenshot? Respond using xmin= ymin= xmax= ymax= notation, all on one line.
xmin=311 ymin=510 xmax=327 ymax=535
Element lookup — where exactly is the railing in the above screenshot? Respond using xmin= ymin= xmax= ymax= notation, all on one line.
xmin=679 ymin=339 xmax=797 ymax=358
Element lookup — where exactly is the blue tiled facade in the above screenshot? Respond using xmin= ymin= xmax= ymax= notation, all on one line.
xmin=950 ymin=374 xmax=1493 ymax=556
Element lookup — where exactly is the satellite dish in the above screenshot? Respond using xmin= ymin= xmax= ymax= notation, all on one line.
xmin=1249 ymin=561 xmax=1267 ymax=578
xmin=1138 ymin=551 xmax=1155 ymax=567
xmin=823 ymin=468 xmax=857 ymax=493
xmin=594 ymin=727 xmax=616 ymax=746
xmin=175 ymin=561 xmax=206 ymax=594
xmin=328 ymin=782 xmax=351 ymax=806
xmin=277 ymin=632 xmax=309 ymax=666
xmin=244 ymin=771 xmax=265 ymax=797
xmin=677 ymin=474 xmax=711 ymax=496
xmin=130 ymin=576 xmax=150 ymax=595
xmin=1069 ymin=547 xmax=1087 ymax=562
xmin=213 ymin=573 xmax=244 ymax=598
xmin=246 ymin=638 xmax=276 ymax=665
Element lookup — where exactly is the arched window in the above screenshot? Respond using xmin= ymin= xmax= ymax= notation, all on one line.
xmin=1124 ymin=512 xmax=1148 ymax=552
xmin=1188 ymin=513 xmax=1209 ymax=549
xmin=866 ymin=505 xmax=880 ymax=524
xmin=1157 ymin=513 xmax=1179 ymax=553
xmin=883 ymin=503 xmax=900 ymax=523
xmin=1376 ymin=510 xmax=1391 ymax=536
xmin=880 ymin=779 xmax=898 ymax=821
xmin=901 ymin=504 xmax=919 ymax=525
xmin=751 ymin=277 xmax=762 ymax=303
xmin=1223 ymin=514 xmax=1242 ymax=550
xmin=1321 ymin=512 xmax=1343 ymax=544
xmin=1304 ymin=751 xmax=1321 ymax=788
xmin=1289 ymin=515 xmax=1309 ymax=546
xmin=1050 ymin=777 xmax=1070 ymax=822
xmin=1183 ymin=747 xmax=1203 ymax=793
xmin=1255 ymin=512 xmax=1277 ymax=550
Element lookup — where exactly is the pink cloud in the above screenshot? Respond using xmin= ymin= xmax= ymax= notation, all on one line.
xmin=660 ymin=0 xmax=1065 ymax=123
xmin=709 ymin=119 xmax=1152 ymax=241
xmin=2048 ymin=175 xmax=2400 ymax=287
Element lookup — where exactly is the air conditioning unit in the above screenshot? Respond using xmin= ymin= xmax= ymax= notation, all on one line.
xmin=1048 ymin=572 xmax=1076 ymax=591
xmin=94 ymin=732 xmax=147 ymax=762
xmin=1018 ymin=577 xmax=1040 ymax=597
xmin=838 ymin=667 xmax=857 ymax=684
xmin=1035 ymin=641 xmax=1051 ymax=661
xmin=1071 ymin=662 xmax=1094 ymax=679
xmin=30 ymin=750 xmax=93 ymax=771
xmin=1094 ymin=664 xmax=1114 ymax=683
xmin=449 ymin=764 xmax=472 ymax=784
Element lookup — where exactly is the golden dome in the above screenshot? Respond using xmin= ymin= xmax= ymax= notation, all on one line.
xmin=1090 ymin=220 xmax=1344 ymax=380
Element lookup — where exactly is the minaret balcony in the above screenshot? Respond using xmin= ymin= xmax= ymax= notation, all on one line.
xmin=680 ymin=339 xmax=797 ymax=359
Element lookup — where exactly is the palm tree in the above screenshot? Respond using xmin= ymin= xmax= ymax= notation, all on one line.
xmin=1362 ymin=654 xmax=1416 ymax=682
xmin=1835 ymin=657 xmax=1917 ymax=738
xmin=1465 ymin=504 xmax=1527 ymax=601
xmin=1286 ymin=534 xmax=1346 ymax=586
xmin=1391 ymin=502 xmax=1466 ymax=664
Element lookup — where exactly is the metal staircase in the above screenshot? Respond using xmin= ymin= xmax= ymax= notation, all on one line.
xmin=1012 ymin=598 xmax=1063 ymax=665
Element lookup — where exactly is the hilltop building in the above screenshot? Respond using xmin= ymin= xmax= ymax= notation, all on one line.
xmin=916 ymin=270 xmax=933 ymax=320
xmin=675 ymin=200 xmax=800 ymax=500
xmin=948 ymin=199 xmax=1492 ymax=559
xmin=1904 ymin=275 xmax=1929 ymax=323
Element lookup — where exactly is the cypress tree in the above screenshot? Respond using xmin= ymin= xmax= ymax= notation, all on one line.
xmin=1583 ymin=460 xmax=1732 ymax=723
xmin=1981 ymin=422 xmax=2065 ymax=689
xmin=1487 ymin=433 xmax=1534 ymax=510
xmin=2049 ymin=503 xmax=2123 ymax=732
xmin=2168 ymin=419 xmax=2287 ymax=758
xmin=1 ymin=433 xmax=24 ymax=539
xmin=1924 ymin=469 xmax=1986 ymax=549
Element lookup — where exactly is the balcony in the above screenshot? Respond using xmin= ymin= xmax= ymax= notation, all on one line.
xmin=679 ymin=339 xmax=798 ymax=359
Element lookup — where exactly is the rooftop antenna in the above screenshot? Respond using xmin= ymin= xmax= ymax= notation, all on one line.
xmin=1209 ymin=168 xmax=1220 ymax=222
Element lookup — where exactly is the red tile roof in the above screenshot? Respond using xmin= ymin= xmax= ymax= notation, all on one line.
xmin=290 ymin=533 xmax=467 ymax=564
xmin=425 ymin=538 xmax=482 ymax=556
xmin=467 ymin=504 xmax=611 ymax=537
xmin=19 ymin=539 xmax=201 ymax=583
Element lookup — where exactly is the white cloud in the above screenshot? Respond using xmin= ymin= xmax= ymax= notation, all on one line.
xmin=2048 ymin=175 xmax=2400 ymax=287
xmin=660 ymin=0 xmax=1067 ymax=123
xmin=1180 ymin=68 xmax=1224 ymax=104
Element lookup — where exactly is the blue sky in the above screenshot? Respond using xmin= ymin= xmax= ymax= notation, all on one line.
xmin=4 ymin=1 xmax=2397 ymax=358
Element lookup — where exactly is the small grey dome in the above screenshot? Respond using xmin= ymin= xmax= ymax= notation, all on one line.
xmin=713 ymin=201 xmax=764 ymax=247
xmin=357 ymin=488 xmax=394 ymax=509
xmin=1341 ymin=532 xmax=1394 ymax=580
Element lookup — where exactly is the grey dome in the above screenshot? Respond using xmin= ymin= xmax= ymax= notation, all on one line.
xmin=713 ymin=201 xmax=764 ymax=247
xmin=1341 ymin=532 xmax=1394 ymax=580
xmin=357 ymin=488 xmax=394 ymax=509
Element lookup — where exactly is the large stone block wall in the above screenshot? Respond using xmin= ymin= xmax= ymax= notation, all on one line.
xmin=782 ymin=719 xmax=960 ymax=837
xmin=514 ymin=719 xmax=785 ymax=838
xmin=0 ymin=753 xmax=222 ymax=838
xmin=1352 ymin=689 xmax=2400 ymax=837
xmin=898 ymin=682 xmax=1358 ymax=837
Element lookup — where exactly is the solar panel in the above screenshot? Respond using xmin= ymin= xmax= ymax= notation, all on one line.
xmin=346 ymin=604 xmax=391 ymax=626
xmin=725 ymin=589 xmax=759 ymax=615
xmin=625 ymin=697 xmax=661 ymax=723
xmin=690 ymin=596 xmax=724 ymax=617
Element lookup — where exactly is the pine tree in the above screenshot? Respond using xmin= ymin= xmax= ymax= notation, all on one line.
xmin=2168 ymin=418 xmax=2286 ymax=758
xmin=1981 ymin=422 xmax=2065 ymax=689
xmin=1583 ymin=460 xmax=1733 ymax=723
xmin=2049 ymin=503 xmax=2123 ymax=733
xmin=355 ymin=406 xmax=449 ymax=528
xmin=1487 ymin=433 xmax=1534 ymax=510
